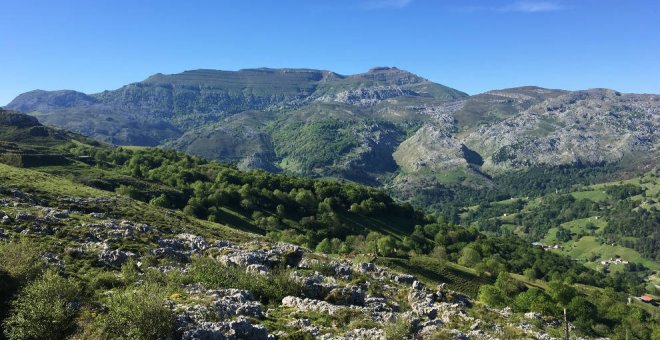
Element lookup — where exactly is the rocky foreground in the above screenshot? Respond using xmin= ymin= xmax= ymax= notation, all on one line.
xmin=0 ymin=189 xmax=581 ymax=339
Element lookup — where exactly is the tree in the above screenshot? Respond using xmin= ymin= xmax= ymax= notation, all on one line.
xmin=149 ymin=194 xmax=171 ymax=208
xmin=315 ymin=238 xmax=333 ymax=254
xmin=458 ymin=247 xmax=481 ymax=267
xmin=478 ymin=285 xmax=507 ymax=307
xmin=524 ymin=267 xmax=539 ymax=280
xmin=276 ymin=204 xmax=286 ymax=216
xmin=0 ymin=239 xmax=45 ymax=283
xmin=548 ymin=281 xmax=577 ymax=306
xmin=567 ymin=295 xmax=596 ymax=321
xmin=495 ymin=272 xmax=523 ymax=296
xmin=377 ymin=236 xmax=396 ymax=256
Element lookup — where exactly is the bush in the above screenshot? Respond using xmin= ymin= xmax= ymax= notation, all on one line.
xmin=3 ymin=270 xmax=82 ymax=340
xmin=90 ymin=271 xmax=124 ymax=290
xmin=97 ymin=284 xmax=173 ymax=339
xmin=185 ymin=256 xmax=304 ymax=305
xmin=384 ymin=316 xmax=413 ymax=340
xmin=0 ymin=239 xmax=46 ymax=283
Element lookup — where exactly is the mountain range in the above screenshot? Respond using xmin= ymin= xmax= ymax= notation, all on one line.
xmin=6 ymin=67 xmax=659 ymax=203
xmin=0 ymin=71 xmax=658 ymax=339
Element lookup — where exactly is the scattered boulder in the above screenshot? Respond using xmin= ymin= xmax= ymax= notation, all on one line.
xmin=272 ymin=243 xmax=305 ymax=266
xmin=394 ymin=274 xmax=416 ymax=284
xmin=23 ymin=223 xmax=55 ymax=235
xmin=181 ymin=317 xmax=271 ymax=340
xmin=246 ymin=264 xmax=269 ymax=275
xmin=46 ymin=209 xmax=69 ymax=219
xmin=325 ymin=285 xmax=366 ymax=306
xmin=287 ymin=319 xmax=319 ymax=336
xmin=330 ymin=261 xmax=352 ymax=279
xmin=290 ymin=271 xmax=336 ymax=298
xmin=98 ymin=249 xmax=137 ymax=267
xmin=356 ymin=262 xmax=376 ymax=273
xmin=211 ymin=289 xmax=264 ymax=320
xmin=89 ymin=212 xmax=106 ymax=219
xmin=524 ymin=311 xmax=543 ymax=320
xmin=219 ymin=249 xmax=270 ymax=268
xmin=177 ymin=233 xmax=209 ymax=251
xmin=447 ymin=329 xmax=469 ymax=340
xmin=341 ymin=328 xmax=385 ymax=340
xmin=282 ymin=296 xmax=352 ymax=315
xmin=15 ymin=212 xmax=35 ymax=221
xmin=297 ymin=257 xmax=320 ymax=269
xmin=418 ymin=319 xmax=444 ymax=338
xmin=158 ymin=238 xmax=185 ymax=250
xmin=149 ymin=247 xmax=188 ymax=261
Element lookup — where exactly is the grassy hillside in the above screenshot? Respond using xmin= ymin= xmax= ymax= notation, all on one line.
xmin=462 ymin=169 xmax=660 ymax=294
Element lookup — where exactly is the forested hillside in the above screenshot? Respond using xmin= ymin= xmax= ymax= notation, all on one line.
xmin=0 ymin=110 xmax=657 ymax=339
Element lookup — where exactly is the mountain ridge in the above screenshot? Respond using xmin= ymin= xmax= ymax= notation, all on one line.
xmin=5 ymin=67 xmax=659 ymax=206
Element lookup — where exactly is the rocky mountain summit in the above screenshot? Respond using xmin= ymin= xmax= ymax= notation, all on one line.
xmin=393 ymin=88 xmax=660 ymax=185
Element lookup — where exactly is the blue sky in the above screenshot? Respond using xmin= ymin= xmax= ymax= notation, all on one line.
xmin=1 ymin=0 xmax=658 ymax=105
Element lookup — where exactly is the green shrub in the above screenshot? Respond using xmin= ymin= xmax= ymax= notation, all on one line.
xmin=185 ymin=256 xmax=304 ymax=305
xmin=90 ymin=271 xmax=124 ymax=290
xmin=384 ymin=316 xmax=413 ymax=340
xmin=3 ymin=270 xmax=82 ymax=340
xmin=120 ymin=259 xmax=140 ymax=284
xmin=0 ymin=239 xmax=46 ymax=283
xmin=97 ymin=284 xmax=173 ymax=339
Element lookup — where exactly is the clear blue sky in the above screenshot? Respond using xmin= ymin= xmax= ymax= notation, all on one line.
xmin=1 ymin=0 xmax=658 ymax=105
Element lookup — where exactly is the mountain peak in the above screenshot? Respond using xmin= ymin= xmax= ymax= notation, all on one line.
xmin=367 ymin=66 xmax=400 ymax=73
xmin=357 ymin=67 xmax=428 ymax=85
xmin=6 ymin=90 xmax=97 ymax=112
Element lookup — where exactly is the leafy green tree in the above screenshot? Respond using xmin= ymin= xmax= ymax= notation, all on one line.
xmin=478 ymin=285 xmax=507 ymax=307
xmin=458 ymin=247 xmax=481 ymax=267
xmin=377 ymin=236 xmax=396 ymax=256
xmin=495 ymin=272 xmax=524 ymax=296
xmin=548 ymin=281 xmax=577 ymax=306
xmin=523 ymin=267 xmax=539 ymax=280
xmin=567 ymin=295 xmax=599 ymax=332
xmin=149 ymin=194 xmax=171 ymax=208
xmin=316 ymin=238 xmax=333 ymax=253
xmin=276 ymin=204 xmax=286 ymax=216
